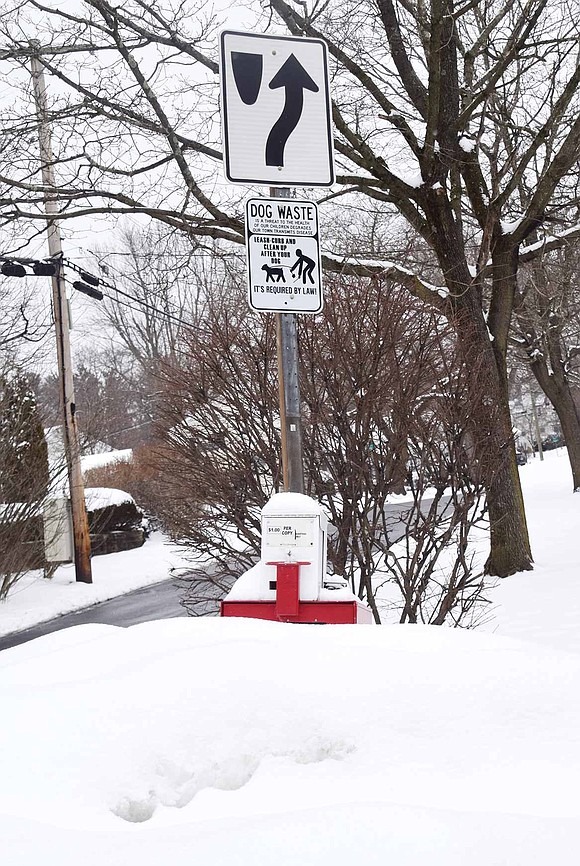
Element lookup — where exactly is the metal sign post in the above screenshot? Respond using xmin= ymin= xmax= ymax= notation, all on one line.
xmin=272 ymin=187 xmax=305 ymax=494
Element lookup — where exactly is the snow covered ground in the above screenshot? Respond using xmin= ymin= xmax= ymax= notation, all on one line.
xmin=1 ymin=449 xmax=579 ymax=865
xmin=482 ymin=447 xmax=580 ymax=654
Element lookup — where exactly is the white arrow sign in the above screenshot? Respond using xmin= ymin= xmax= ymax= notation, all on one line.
xmin=220 ymin=31 xmax=335 ymax=187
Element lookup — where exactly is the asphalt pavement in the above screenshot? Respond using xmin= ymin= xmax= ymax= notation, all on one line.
xmin=0 ymin=578 xmax=187 ymax=652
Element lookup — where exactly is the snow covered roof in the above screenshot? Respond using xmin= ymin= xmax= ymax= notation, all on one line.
xmin=81 ymin=449 xmax=133 ymax=473
xmin=84 ymin=488 xmax=135 ymax=510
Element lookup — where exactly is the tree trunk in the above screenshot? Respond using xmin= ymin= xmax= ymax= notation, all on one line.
xmin=513 ymin=241 xmax=580 ymax=492
xmin=425 ymin=196 xmax=533 ymax=577
xmin=529 ymin=356 xmax=580 ymax=492
xmin=452 ymin=300 xmax=533 ymax=576
xmin=484 ymin=432 xmax=533 ymax=576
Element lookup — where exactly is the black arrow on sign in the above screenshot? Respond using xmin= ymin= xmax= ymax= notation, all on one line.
xmin=265 ymin=54 xmax=319 ymax=167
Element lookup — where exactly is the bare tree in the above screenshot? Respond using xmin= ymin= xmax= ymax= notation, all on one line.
xmin=374 ymin=363 xmax=492 ymax=627
xmin=151 ymin=276 xmax=492 ymax=625
xmin=513 ymin=240 xmax=580 ymax=490
xmin=300 ymin=276 xmax=493 ymax=624
xmin=89 ymin=224 xmax=227 ymax=368
xmin=153 ymin=292 xmax=281 ymax=579
xmin=0 ymin=263 xmax=53 ymax=362
xmin=1 ymin=0 xmax=580 ymax=574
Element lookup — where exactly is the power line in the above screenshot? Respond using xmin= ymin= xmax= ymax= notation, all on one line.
xmin=102 ymin=284 xmax=208 ymax=334
xmin=86 ymin=253 xmax=237 ymax=321
xmin=93 ymin=286 xmax=210 ymax=336
xmin=100 ymin=267 xmax=213 ymax=329
xmin=0 ymin=251 xmax=212 ymax=336
xmin=62 ymin=258 xmax=211 ymax=335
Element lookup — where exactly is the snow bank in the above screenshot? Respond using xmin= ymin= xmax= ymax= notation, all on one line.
xmin=481 ymin=448 xmax=580 ymax=653
xmin=1 ymin=450 xmax=579 ymax=864
xmin=1 ymin=618 xmax=579 ymax=864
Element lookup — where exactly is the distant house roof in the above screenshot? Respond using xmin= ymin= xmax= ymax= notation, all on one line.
xmin=81 ymin=449 xmax=133 ymax=473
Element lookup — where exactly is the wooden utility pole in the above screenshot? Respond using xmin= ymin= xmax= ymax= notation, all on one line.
xmin=271 ymin=187 xmax=305 ymax=494
xmin=30 ymin=48 xmax=92 ymax=583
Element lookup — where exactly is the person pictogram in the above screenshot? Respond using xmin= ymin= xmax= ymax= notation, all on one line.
xmin=290 ymin=249 xmax=315 ymax=284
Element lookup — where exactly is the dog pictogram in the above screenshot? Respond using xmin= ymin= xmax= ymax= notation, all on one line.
xmin=262 ymin=263 xmax=286 ymax=283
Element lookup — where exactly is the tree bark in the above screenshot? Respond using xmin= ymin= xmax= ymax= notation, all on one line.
xmin=423 ymin=192 xmax=533 ymax=576
xmin=484 ymin=239 xmax=534 ymax=574
xmin=529 ymin=356 xmax=580 ymax=492
xmin=452 ymin=297 xmax=533 ymax=576
xmin=513 ymin=245 xmax=580 ymax=493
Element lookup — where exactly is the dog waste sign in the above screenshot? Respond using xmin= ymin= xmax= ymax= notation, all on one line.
xmin=245 ymin=196 xmax=322 ymax=314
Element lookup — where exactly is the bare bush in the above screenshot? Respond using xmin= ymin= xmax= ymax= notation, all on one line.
xmin=371 ymin=355 xmax=493 ymax=627
xmin=83 ymin=444 xmax=168 ymax=527
xmin=151 ymin=277 xmax=495 ymax=625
